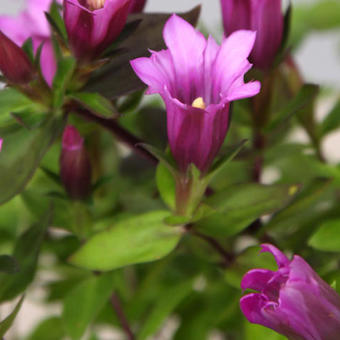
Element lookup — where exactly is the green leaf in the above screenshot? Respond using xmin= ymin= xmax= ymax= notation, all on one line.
xmin=156 ymin=162 xmax=176 ymax=210
xmin=0 ymin=255 xmax=19 ymax=274
xmin=207 ymin=140 xmax=248 ymax=182
xmin=0 ymin=115 xmax=65 ymax=205
xmin=27 ymin=316 xmax=65 ymax=340
xmin=196 ymin=183 xmax=298 ymax=237
xmin=85 ymin=6 xmax=201 ymax=98
xmin=70 ymin=92 xmax=117 ymax=118
xmin=267 ymin=84 xmax=319 ymax=133
xmin=22 ymin=38 xmax=34 ymax=63
xmin=70 ymin=211 xmax=183 ymax=271
xmin=137 ymin=280 xmax=193 ymax=340
xmin=140 ymin=143 xmax=176 ymax=174
xmin=118 ymin=90 xmax=144 ymax=113
xmin=273 ymin=2 xmax=292 ymax=66
xmin=62 ymin=273 xmax=114 ymax=340
xmin=52 ymin=57 xmax=76 ymax=108
xmin=309 ymin=219 xmax=340 ymax=252
xmin=245 ymin=322 xmax=286 ymax=340
xmin=320 ymin=100 xmax=340 ymax=136
xmin=263 ymin=177 xmax=332 ymax=234
xmin=0 ymin=209 xmax=52 ymax=302
xmin=0 ymin=88 xmax=36 ymax=118
xmin=45 ymin=1 xmax=67 ymax=42
xmin=0 ymin=296 xmax=24 ymax=338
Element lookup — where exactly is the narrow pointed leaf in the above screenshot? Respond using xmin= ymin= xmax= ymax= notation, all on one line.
xmin=0 ymin=209 xmax=52 ymax=301
xmin=0 ymin=295 xmax=24 ymax=337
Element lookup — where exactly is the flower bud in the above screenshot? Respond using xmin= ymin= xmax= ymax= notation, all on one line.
xmin=240 ymin=244 xmax=340 ymax=339
xmin=60 ymin=126 xmax=92 ymax=200
xmin=0 ymin=31 xmax=35 ymax=84
xmin=63 ymin=0 xmax=132 ymax=61
xmin=221 ymin=0 xmax=284 ymax=71
xmin=0 ymin=139 xmax=3 ymax=152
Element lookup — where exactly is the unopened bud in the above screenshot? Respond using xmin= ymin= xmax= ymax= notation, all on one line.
xmin=60 ymin=126 xmax=92 ymax=200
xmin=0 ymin=31 xmax=35 ymax=84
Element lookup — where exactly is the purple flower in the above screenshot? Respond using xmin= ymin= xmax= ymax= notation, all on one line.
xmin=221 ymin=0 xmax=284 ymax=71
xmin=240 ymin=244 xmax=340 ymax=340
xmin=63 ymin=0 xmax=132 ymax=61
xmin=60 ymin=126 xmax=92 ymax=200
xmin=0 ymin=32 xmax=35 ymax=84
xmin=129 ymin=0 xmax=146 ymax=13
xmin=0 ymin=139 xmax=3 ymax=152
xmin=0 ymin=0 xmax=59 ymax=86
xmin=131 ymin=15 xmax=260 ymax=173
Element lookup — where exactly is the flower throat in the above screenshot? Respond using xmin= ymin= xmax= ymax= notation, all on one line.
xmin=86 ymin=0 xmax=105 ymax=10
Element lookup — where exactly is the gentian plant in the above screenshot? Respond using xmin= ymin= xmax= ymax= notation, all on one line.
xmin=0 ymin=0 xmax=339 ymax=339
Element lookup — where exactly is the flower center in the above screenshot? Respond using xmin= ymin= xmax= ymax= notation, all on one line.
xmin=192 ymin=97 xmax=206 ymax=110
xmin=87 ymin=0 xmax=105 ymax=10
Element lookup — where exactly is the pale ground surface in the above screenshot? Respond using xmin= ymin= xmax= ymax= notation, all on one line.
xmin=0 ymin=0 xmax=339 ymax=339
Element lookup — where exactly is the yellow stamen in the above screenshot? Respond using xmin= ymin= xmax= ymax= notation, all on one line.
xmin=192 ymin=97 xmax=206 ymax=110
xmin=87 ymin=0 xmax=105 ymax=10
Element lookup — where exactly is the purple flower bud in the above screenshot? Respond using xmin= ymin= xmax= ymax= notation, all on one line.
xmin=221 ymin=0 xmax=284 ymax=71
xmin=240 ymin=244 xmax=340 ymax=340
xmin=129 ymin=0 xmax=146 ymax=13
xmin=0 ymin=139 xmax=3 ymax=152
xmin=63 ymin=0 xmax=132 ymax=61
xmin=0 ymin=31 xmax=35 ymax=84
xmin=60 ymin=126 xmax=92 ymax=200
xmin=0 ymin=0 xmax=60 ymax=86
xmin=131 ymin=15 xmax=260 ymax=173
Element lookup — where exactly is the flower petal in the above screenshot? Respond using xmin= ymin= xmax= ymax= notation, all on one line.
xmin=240 ymin=293 xmax=273 ymax=328
xmin=212 ymin=30 xmax=256 ymax=102
xmin=130 ymin=49 xmax=174 ymax=95
xmin=260 ymin=243 xmax=290 ymax=268
xmin=241 ymin=269 xmax=275 ymax=292
xmin=163 ymin=14 xmax=206 ymax=104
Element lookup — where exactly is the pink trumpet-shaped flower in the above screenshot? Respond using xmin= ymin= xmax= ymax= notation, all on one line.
xmin=60 ymin=126 xmax=92 ymax=200
xmin=131 ymin=15 xmax=260 ymax=173
xmin=240 ymin=244 xmax=340 ymax=340
xmin=63 ymin=0 xmax=132 ymax=61
xmin=129 ymin=0 xmax=146 ymax=13
xmin=0 ymin=0 xmax=60 ymax=86
xmin=0 ymin=139 xmax=3 ymax=152
xmin=221 ymin=0 xmax=284 ymax=71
